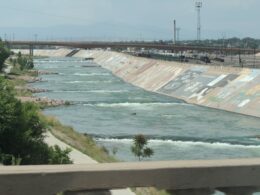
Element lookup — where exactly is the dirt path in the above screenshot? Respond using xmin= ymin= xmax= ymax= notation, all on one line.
xmin=44 ymin=131 xmax=135 ymax=195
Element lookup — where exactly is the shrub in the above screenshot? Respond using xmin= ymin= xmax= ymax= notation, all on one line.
xmin=0 ymin=77 xmax=72 ymax=165
xmin=0 ymin=40 xmax=10 ymax=72
xmin=131 ymin=134 xmax=154 ymax=161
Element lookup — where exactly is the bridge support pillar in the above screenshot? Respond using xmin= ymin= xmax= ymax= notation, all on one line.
xmin=29 ymin=44 xmax=34 ymax=56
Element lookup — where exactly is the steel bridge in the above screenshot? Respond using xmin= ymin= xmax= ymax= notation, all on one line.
xmin=8 ymin=41 xmax=260 ymax=54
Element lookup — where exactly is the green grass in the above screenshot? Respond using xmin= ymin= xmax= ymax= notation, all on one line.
xmin=40 ymin=113 xmax=117 ymax=163
xmin=6 ymin=74 xmax=32 ymax=97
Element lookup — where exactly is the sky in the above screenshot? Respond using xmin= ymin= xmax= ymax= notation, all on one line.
xmin=0 ymin=0 xmax=259 ymax=41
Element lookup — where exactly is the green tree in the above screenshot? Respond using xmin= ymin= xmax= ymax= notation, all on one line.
xmin=17 ymin=55 xmax=34 ymax=70
xmin=48 ymin=145 xmax=72 ymax=164
xmin=0 ymin=77 xmax=72 ymax=165
xmin=131 ymin=134 xmax=154 ymax=161
xmin=0 ymin=40 xmax=10 ymax=72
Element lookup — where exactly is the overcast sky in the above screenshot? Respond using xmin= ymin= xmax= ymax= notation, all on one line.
xmin=0 ymin=0 xmax=259 ymax=41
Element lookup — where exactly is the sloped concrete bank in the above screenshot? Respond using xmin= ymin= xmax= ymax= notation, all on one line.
xmin=12 ymin=48 xmax=73 ymax=57
xmin=74 ymin=50 xmax=260 ymax=118
xmin=13 ymin=49 xmax=260 ymax=118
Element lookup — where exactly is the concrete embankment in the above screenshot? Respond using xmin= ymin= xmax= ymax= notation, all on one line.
xmin=13 ymin=49 xmax=260 ymax=118
xmin=74 ymin=50 xmax=260 ymax=118
xmin=12 ymin=48 xmax=73 ymax=57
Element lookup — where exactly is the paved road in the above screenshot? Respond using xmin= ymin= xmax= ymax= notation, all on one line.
xmin=45 ymin=131 xmax=135 ymax=195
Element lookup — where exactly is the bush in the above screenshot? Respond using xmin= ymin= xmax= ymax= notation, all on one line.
xmin=131 ymin=134 xmax=154 ymax=161
xmin=0 ymin=40 xmax=10 ymax=72
xmin=48 ymin=145 xmax=72 ymax=164
xmin=0 ymin=77 xmax=72 ymax=165
xmin=17 ymin=52 xmax=34 ymax=70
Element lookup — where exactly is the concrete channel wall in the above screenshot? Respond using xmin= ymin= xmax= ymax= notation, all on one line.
xmin=13 ymin=49 xmax=260 ymax=118
xmin=73 ymin=50 xmax=260 ymax=118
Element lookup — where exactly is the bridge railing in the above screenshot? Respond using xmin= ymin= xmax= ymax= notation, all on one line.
xmin=1 ymin=158 xmax=260 ymax=195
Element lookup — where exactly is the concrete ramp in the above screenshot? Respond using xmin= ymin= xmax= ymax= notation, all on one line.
xmin=66 ymin=49 xmax=80 ymax=57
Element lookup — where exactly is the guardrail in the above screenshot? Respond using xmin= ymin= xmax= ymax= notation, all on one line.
xmin=1 ymin=159 xmax=260 ymax=195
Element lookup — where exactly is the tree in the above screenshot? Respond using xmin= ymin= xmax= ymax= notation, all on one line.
xmin=0 ymin=77 xmax=72 ymax=165
xmin=17 ymin=54 xmax=34 ymax=70
xmin=48 ymin=145 xmax=72 ymax=164
xmin=131 ymin=134 xmax=154 ymax=161
xmin=0 ymin=40 xmax=10 ymax=72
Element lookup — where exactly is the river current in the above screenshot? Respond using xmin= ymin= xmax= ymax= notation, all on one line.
xmin=32 ymin=57 xmax=260 ymax=161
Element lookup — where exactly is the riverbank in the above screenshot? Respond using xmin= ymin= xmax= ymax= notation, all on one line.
xmin=5 ymin=62 xmax=117 ymax=163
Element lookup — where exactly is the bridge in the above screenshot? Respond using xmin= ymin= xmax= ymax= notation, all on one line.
xmin=1 ymin=158 xmax=260 ymax=195
xmin=7 ymin=41 xmax=260 ymax=55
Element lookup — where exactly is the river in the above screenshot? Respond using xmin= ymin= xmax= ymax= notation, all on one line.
xmin=32 ymin=57 xmax=260 ymax=161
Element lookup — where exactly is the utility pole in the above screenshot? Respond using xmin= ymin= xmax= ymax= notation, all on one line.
xmin=173 ymin=19 xmax=177 ymax=45
xmin=195 ymin=2 xmax=202 ymax=42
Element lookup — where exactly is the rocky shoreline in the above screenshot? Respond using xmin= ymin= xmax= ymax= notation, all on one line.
xmin=8 ymin=75 xmax=43 ymax=83
xmin=36 ymin=70 xmax=59 ymax=75
xmin=18 ymin=96 xmax=70 ymax=107
xmin=10 ymin=71 xmax=70 ymax=108
xmin=27 ymin=87 xmax=49 ymax=93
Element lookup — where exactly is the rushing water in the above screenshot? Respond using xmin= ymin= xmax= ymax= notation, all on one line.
xmin=32 ymin=57 xmax=260 ymax=161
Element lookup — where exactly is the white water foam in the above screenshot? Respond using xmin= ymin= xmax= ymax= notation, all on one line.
xmin=96 ymin=138 xmax=260 ymax=149
xmin=35 ymin=60 xmax=85 ymax=63
xmin=66 ymin=81 xmax=85 ymax=84
xmin=84 ymin=102 xmax=191 ymax=108
xmin=53 ymin=90 xmax=128 ymax=93
xmin=87 ymin=90 xmax=128 ymax=93
xmin=65 ymin=80 xmax=114 ymax=84
xmin=73 ymin=73 xmax=110 ymax=76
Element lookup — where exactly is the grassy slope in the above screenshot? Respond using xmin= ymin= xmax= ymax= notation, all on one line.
xmin=40 ymin=114 xmax=116 ymax=163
